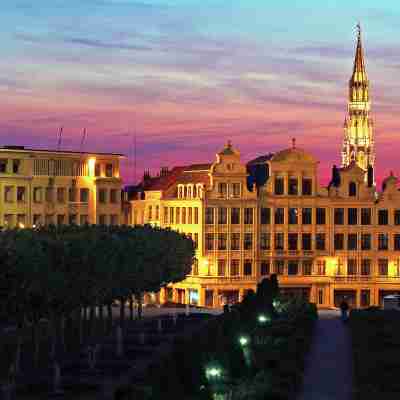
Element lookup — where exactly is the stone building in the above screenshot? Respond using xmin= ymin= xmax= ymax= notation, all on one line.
xmin=129 ymin=28 xmax=400 ymax=308
xmin=0 ymin=146 xmax=124 ymax=228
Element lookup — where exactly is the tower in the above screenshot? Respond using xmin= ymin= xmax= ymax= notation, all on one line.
xmin=342 ymin=24 xmax=375 ymax=178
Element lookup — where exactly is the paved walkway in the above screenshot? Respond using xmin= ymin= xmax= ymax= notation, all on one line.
xmin=297 ymin=310 xmax=353 ymax=400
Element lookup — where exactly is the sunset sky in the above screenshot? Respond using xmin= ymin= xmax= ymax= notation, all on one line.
xmin=2 ymin=1 xmax=400 ymax=186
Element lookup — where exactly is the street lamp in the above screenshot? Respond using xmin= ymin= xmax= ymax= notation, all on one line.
xmin=258 ymin=314 xmax=271 ymax=324
xmin=239 ymin=335 xmax=250 ymax=347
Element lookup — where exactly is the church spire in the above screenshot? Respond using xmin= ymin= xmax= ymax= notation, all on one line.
xmin=341 ymin=24 xmax=375 ymax=183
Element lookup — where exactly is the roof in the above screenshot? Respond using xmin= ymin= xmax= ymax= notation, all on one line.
xmin=247 ymin=153 xmax=274 ymax=166
xmin=271 ymin=147 xmax=316 ymax=163
xmin=0 ymin=145 xmax=124 ymax=157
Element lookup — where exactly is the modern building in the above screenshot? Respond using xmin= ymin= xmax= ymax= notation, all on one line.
xmin=129 ymin=28 xmax=400 ymax=309
xmin=0 ymin=146 xmax=124 ymax=228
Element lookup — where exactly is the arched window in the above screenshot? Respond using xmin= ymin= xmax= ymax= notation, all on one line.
xmin=349 ymin=182 xmax=357 ymax=197
xmin=184 ymin=186 xmax=187 ymax=198
xmin=193 ymin=185 xmax=197 ymax=198
xmin=178 ymin=186 xmax=183 ymax=198
xmin=187 ymin=185 xmax=192 ymax=198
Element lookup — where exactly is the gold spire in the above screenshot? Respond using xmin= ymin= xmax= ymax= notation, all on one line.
xmin=351 ymin=23 xmax=367 ymax=83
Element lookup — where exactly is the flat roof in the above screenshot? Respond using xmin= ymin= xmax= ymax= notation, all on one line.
xmin=0 ymin=146 xmax=125 ymax=157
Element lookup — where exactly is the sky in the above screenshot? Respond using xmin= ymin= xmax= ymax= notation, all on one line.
xmin=1 ymin=0 xmax=400 ymax=186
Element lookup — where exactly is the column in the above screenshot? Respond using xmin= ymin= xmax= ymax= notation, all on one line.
xmin=355 ymin=289 xmax=361 ymax=308
xmin=198 ymin=288 xmax=205 ymax=307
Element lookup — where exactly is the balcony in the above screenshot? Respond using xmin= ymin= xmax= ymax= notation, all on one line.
xmin=333 ymin=275 xmax=373 ymax=283
xmin=185 ymin=275 xmax=256 ymax=285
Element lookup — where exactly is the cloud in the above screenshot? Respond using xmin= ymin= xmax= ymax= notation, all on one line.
xmin=64 ymin=37 xmax=152 ymax=51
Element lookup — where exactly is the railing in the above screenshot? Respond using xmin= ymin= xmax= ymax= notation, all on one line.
xmin=333 ymin=275 xmax=373 ymax=283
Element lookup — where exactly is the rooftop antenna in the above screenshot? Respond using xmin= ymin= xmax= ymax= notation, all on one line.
xmin=57 ymin=127 xmax=63 ymax=151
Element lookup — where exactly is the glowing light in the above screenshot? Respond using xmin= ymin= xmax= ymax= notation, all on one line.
xmin=206 ymin=367 xmax=221 ymax=379
xmin=239 ymin=336 xmax=249 ymax=346
xmin=258 ymin=314 xmax=271 ymax=324
xmin=88 ymin=157 xmax=96 ymax=177
xmin=18 ymin=223 xmax=25 ymax=229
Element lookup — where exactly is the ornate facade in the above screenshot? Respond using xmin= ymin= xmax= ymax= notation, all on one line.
xmin=129 ymin=29 xmax=400 ymax=308
xmin=0 ymin=146 xmax=124 ymax=228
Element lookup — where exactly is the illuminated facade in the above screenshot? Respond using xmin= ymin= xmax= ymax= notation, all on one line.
xmin=342 ymin=25 xmax=375 ymax=178
xmin=0 ymin=146 xmax=124 ymax=228
xmin=129 ymin=29 xmax=400 ymax=309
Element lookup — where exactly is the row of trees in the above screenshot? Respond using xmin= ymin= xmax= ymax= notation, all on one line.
xmin=0 ymin=225 xmax=195 ymax=373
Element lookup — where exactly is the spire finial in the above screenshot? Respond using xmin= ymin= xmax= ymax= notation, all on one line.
xmin=356 ymin=22 xmax=361 ymax=40
xmin=292 ymin=137 xmax=296 ymax=149
xmin=227 ymin=140 xmax=232 ymax=148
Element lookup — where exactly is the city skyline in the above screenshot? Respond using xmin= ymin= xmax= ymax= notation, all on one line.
xmin=2 ymin=1 xmax=400 ymax=186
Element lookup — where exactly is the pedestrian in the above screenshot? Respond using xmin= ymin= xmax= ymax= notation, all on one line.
xmin=339 ymin=297 xmax=349 ymax=322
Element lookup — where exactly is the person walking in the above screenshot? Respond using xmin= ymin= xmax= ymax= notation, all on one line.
xmin=339 ymin=298 xmax=349 ymax=322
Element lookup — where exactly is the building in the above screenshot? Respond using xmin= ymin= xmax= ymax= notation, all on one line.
xmin=129 ymin=28 xmax=400 ymax=309
xmin=0 ymin=146 xmax=124 ymax=228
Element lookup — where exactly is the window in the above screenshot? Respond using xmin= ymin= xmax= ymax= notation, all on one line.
xmin=316 ymin=234 xmax=325 ymax=250
xmin=3 ymin=214 xmax=13 ymax=227
xmin=218 ymin=182 xmax=227 ymax=197
xmin=288 ymin=261 xmax=299 ymax=275
xmin=44 ymin=214 xmax=53 ymax=226
xmin=378 ymin=233 xmax=389 ymax=250
xmin=205 ymin=208 xmax=214 ymax=224
xmin=193 ymin=185 xmax=197 ymax=198
xmin=361 ymin=208 xmax=371 ymax=225
xmin=148 ymin=206 xmax=153 ymax=220
xmin=95 ymin=163 xmax=101 ymax=177
xmin=318 ymin=289 xmax=324 ymax=305
xmin=231 ymin=208 xmax=240 ymax=224
xmin=178 ymin=186 xmax=183 ymax=199
xmin=302 ymin=208 xmax=312 ymax=225
xmin=68 ymin=187 xmax=76 ymax=202
xmin=80 ymin=188 xmax=89 ymax=203
xmin=316 ymin=208 xmax=326 ymax=225
xmin=260 ymin=233 xmax=271 ymax=250
xmin=395 ymin=210 xmax=400 ymax=226
xmin=334 ymin=208 xmax=344 ymax=225
xmin=317 ymin=260 xmax=326 ymax=275
xmin=57 ymin=188 xmax=65 ymax=203
xmin=378 ymin=259 xmax=388 ymax=276
xmin=69 ymin=214 xmax=77 ymax=225
xmin=274 ymin=177 xmax=284 ymax=195
xmin=288 ymin=233 xmax=298 ymax=250
xmin=194 ymin=233 xmax=198 ymax=249
xmin=232 ymin=183 xmax=241 ymax=198
xmin=163 ymin=207 xmax=168 ymax=224
xmin=155 ymin=206 xmax=160 ymax=220
xmin=302 ymin=178 xmax=312 ymax=195
xmin=218 ymin=233 xmax=227 ymax=250
xmin=334 ymin=233 xmax=344 ymax=250
xmin=17 ymin=214 xmax=26 ymax=228
xmin=105 ymin=163 xmax=113 ymax=177
xmin=33 ymin=187 xmax=42 ymax=203
xmin=12 ymin=160 xmax=20 ymax=174
xmin=0 ymin=159 xmax=7 ymax=173
xmin=275 ymin=232 xmax=284 ymax=250
xmin=395 ymin=234 xmax=400 ymax=251
xmin=302 ymin=233 xmax=312 ymax=250
xmin=288 ymin=177 xmax=298 ymax=195
xmin=244 ymin=208 xmax=253 ymax=224
xmin=188 ymin=208 xmax=193 ymax=224
xmin=231 ymin=260 xmax=240 ymax=276
xmin=218 ymin=259 xmax=226 ymax=276
xmin=192 ymin=259 xmax=199 ymax=276
xmin=303 ymin=260 xmax=312 ymax=275
xmin=218 ymin=207 xmax=227 ymax=224
xmin=244 ymin=233 xmax=253 ymax=250
xmin=33 ymin=214 xmax=42 ymax=227
xmin=361 ymin=259 xmax=371 ymax=275
xmin=275 ymin=260 xmax=284 ymax=275
xmin=274 ymin=208 xmax=284 ymax=224
xmin=348 ymin=233 xmax=358 ymax=251
xmin=57 ymin=214 xmax=65 ymax=225
xmin=260 ymin=261 xmax=270 ymax=276
xmin=349 ymin=182 xmax=357 ymax=196
xmin=378 ymin=209 xmax=389 ymax=225
xmin=98 ymin=188 xmax=106 ymax=203
xmin=288 ymin=208 xmax=298 ymax=224
xmin=17 ymin=187 xmax=26 ymax=202
xmin=4 ymin=186 xmax=13 ymax=202
xmin=360 ymin=290 xmax=370 ymax=307
xmin=260 ymin=208 xmax=271 ymax=224
xmin=361 ymin=234 xmax=371 ymax=250
xmin=80 ymin=214 xmax=88 ymax=225
xmin=231 ymin=233 xmax=240 ymax=250
xmin=170 ymin=208 xmax=174 ymax=224
xmin=194 ymin=207 xmax=199 ymax=224
xmin=181 ymin=208 xmax=186 ymax=224
xmin=205 ymin=233 xmax=214 ymax=250
xmin=99 ymin=215 xmax=107 ymax=225
xmin=348 ymin=208 xmax=358 ymax=225
xmin=348 ymin=259 xmax=357 ymax=275
xmin=110 ymin=189 xmax=118 ymax=203
xmin=244 ymin=260 xmax=252 ymax=276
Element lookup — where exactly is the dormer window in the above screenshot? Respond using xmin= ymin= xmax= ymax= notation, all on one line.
xmin=349 ymin=182 xmax=357 ymax=197
xmin=302 ymin=178 xmax=312 ymax=195
xmin=274 ymin=177 xmax=284 ymax=195
xmin=232 ymin=183 xmax=241 ymax=198
xmin=288 ymin=177 xmax=298 ymax=195
xmin=218 ymin=182 xmax=227 ymax=197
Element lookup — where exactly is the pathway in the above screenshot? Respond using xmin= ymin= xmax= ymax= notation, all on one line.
xmin=297 ymin=310 xmax=353 ymax=400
